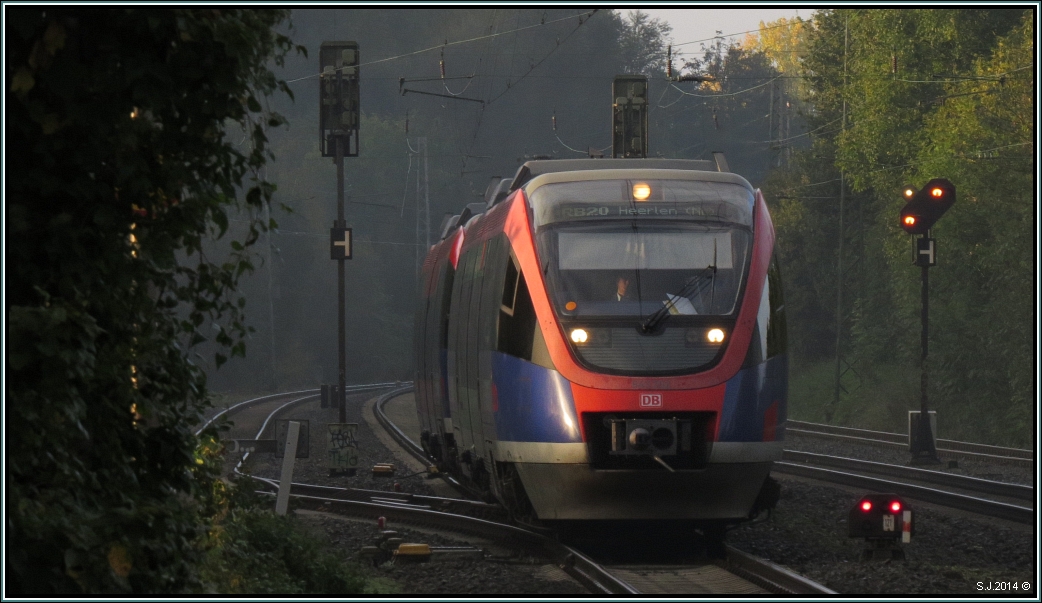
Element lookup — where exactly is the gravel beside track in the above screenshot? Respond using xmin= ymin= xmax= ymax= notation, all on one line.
xmin=229 ymin=391 xmax=1036 ymax=596
xmin=233 ymin=390 xmax=591 ymax=595
xmin=785 ymin=432 xmax=1035 ymax=486
xmin=729 ymin=474 xmax=1035 ymax=595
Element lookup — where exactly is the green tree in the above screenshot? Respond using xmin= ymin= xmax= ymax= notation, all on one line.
xmin=767 ymin=9 xmax=1032 ymax=443
xmin=900 ymin=13 xmax=1034 ymax=445
xmin=6 ymin=8 xmax=301 ymax=592
xmin=616 ymin=10 xmax=672 ymax=76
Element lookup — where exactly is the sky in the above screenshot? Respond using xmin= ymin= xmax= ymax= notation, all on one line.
xmin=638 ymin=7 xmax=807 ymax=55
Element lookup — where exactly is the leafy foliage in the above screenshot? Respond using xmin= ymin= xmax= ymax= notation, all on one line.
xmin=6 ymin=8 xmax=302 ymax=593
xmin=616 ymin=10 xmax=673 ymax=77
xmin=765 ymin=9 xmax=1033 ymax=444
xmin=199 ymin=483 xmax=368 ymax=594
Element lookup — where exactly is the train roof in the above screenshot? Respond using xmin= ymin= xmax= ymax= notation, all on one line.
xmin=439 ymin=156 xmax=745 ymax=241
xmin=508 ymin=158 xmax=722 ymax=192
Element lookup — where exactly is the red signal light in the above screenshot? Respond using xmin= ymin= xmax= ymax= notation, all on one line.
xmin=903 ymin=216 xmax=916 ymax=226
xmin=890 ymin=501 xmax=902 ymax=513
xmin=860 ymin=500 xmax=873 ymax=512
xmin=930 ymin=187 xmax=943 ymax=198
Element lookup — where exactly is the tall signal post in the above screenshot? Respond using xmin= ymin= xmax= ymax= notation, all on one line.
xmin=319 ymin=42 xmax=359 ymax=423
xmin=612 ymin=75 xmax=649 ymax=158
xmin=899 ymin=179 xmax=956 ymax=464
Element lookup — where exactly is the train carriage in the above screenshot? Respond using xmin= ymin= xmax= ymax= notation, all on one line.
xmin=414 ymin=158 xmax=786 ymax=526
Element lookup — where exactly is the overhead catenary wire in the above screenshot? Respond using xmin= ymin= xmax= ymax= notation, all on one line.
xmin=777 ymin=141 xmax=1033 ymax=195
xmin=485 ymin=10 xmax=597 ymax=107
xmin=671 ymin=20 xmax=802 ymax=48
xmin=284 ymin=10 xmax=597 ymax=84
xmin=668 ymin=76 xmax=779 ymax=99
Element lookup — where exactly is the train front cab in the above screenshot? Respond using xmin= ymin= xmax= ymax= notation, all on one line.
xmin=499 ymin=169 xmax=787 ymax=521
xmin=417 ymin=167 xmax=787 ymax=522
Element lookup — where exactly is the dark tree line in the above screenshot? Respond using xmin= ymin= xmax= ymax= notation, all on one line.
xmin=6 ymin=8 xmax=299 ymax=593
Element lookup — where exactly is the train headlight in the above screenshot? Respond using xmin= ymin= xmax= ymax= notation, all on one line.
xmin=570 ymin=328 xmax=589 ymax=344
xmin=632 ymin=182 xmax=652 ymax=201
xmin=707 ymin=328 xmax=726 ymax=343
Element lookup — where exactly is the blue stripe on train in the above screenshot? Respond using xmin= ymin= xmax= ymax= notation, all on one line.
xmin=490 ymin=351 xmax=583 ymax=443
xmin=717 ymin=355 xmax=788 ymax=442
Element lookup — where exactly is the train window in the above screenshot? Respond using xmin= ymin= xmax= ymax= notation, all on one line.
xmin=497 ymin=268 xmax=535 ymax=361
xmin=494 ymin=258 xmax=553 ymax=369
xmin=501 ymin=255 xmax=520 ymax=316
xmin=766 ymin=254 xmax=787 ymax=358
xmin=536 ymin=223 xmax=751 ymax=319
xmin=745 ymin=254 xmax=787 ymax=366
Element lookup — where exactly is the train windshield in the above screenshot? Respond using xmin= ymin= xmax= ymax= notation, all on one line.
xmin=529 ymin=177 xmax=754 ymax=319
xmin=537 ymin=224 xmax=751 ymax=318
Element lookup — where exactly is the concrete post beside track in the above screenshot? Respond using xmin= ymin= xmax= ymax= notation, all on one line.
xmin=275 ymin=421 xmax=301 ymax=515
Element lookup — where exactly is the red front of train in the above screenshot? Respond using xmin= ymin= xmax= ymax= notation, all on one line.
xmin=414 ymin=159 xmax=787 ymax=522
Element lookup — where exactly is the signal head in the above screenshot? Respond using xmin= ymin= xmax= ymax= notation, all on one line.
xmin=899 ymin=178 xmax=955 ymax=235
xmin=849 ymin=494 xmax=912 ymax=540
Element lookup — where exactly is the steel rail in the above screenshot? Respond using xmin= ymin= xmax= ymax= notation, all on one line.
xmin=372 ymin=385 xmax=474 ymax=496
xmin=787 ymin=420 xmax=1033 ymax=460
xmin=228 ymin=383 xmax=399 ymax=472
xmin=372 ymin=386 xmax=834 ymax=595
xmin=221 ymin=384 xmax=633 ymax=592
xmin=786 ymin=428 xmax=1033 ymax=468
xmin=253 ymin=481 xmax=510 ymax=523
xmin=718 ymin=545 xmax=837 ymax=595
xmin=264 ymin=490 xmax=638 ymax=595
xmin=783 ymin=450 xmax=1033 ymax=501
xmin=196 ymin=381 xmax=402 ymax=436
xmin=773 ymin=462 xmax=1034 ymax=524
xmin=372 ymin=385 xmax=427 ymax=463
xmin=196 ymin=388 xmax=315 ymax=436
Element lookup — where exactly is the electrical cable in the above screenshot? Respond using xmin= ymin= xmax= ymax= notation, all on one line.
xmin=671 ymin=20 xmax=801 ymax=48
xmin=485 ymin=10 xmax=598 ymax=106
xmin=400 ymin=151 xmax=413 ymax=218
xmin=553 ymin=134 xmax=588 ymax=155
xmin=284 ymin=10 xmax=597 ymax=84
xmin=777 ymin=141 xmax=1033 ymax=195
xmin=669 ymin=77 xmax=778 ymax=99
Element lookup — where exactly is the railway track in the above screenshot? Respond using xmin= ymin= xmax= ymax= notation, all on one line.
xmin=773 ymin=459 xmax=1033 ymax=524
xmin=213 ymin=384 xmax=1033 ymax=594
xmin=211 ymin=384 xmax=835 ymax=594
xmin=371 ymin=386 xmax=835 ymax=595
xmin=373 ymin=385 xmax=1033 ymax=525
xmin=787 ymin=419 xmax=1034 ymax=467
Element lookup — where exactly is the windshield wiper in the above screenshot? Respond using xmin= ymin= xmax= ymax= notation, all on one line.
xmin=640 ymin=265 xmax=716 ymax=333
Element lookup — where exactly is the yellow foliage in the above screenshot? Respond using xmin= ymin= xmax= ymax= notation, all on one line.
xmin=107 ymin=544 xmax=132 ymax=578
xmin=11 ymin=67 xmax=34 ymax=94
xmin=751 ymin=17 xmax=808 ymax=76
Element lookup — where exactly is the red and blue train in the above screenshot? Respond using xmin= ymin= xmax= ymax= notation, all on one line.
xmin=414 ymin=158 xmax=786 ymax=529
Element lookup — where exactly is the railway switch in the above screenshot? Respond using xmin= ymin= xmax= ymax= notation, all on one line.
xmin=394 ymin=543 xmax=432 ymax=564
xmin=849 ymin=493 xmax=913 ymax=561
xmin=372 ymin=463 xmax=396 ymax=477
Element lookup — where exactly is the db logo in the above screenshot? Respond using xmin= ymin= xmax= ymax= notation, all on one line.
xmin=639 ymin=393 xmax=662 ymax=407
